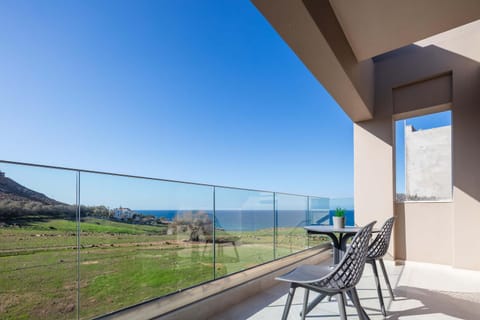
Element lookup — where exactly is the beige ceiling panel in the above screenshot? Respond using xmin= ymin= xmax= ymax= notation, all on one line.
xmin=330 ymin=0 xmax=480 ymax=61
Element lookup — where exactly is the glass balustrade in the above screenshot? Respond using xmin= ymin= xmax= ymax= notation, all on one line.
xmin=308 ymin=196 xmax=331 ymax=247
xmin=78 ymin=172 xmax=214 ymax=319
xmin=214 ymin=187 xmax=274 ymax=276
xmin=275 ymin=193 xmax=308 ymax=258
xmin=0 ymin=162 xmax=78 ymax=320
xmin=0 ymin=160 xmax=340 ymax=319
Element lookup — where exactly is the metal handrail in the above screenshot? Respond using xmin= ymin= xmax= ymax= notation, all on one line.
xmin=0 ymin=159 xmax=327 ymax=199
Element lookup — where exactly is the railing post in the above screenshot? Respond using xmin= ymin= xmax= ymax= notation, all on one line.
xmin=307 ymin=196 xmax=310 ymax=248
xmin=213 ymin=186 xmax=216 ymax=279
xmin=273 ymin=192 xmax=277 ymax=259
xmin=76 ymin=171 xmax=81 ymax=320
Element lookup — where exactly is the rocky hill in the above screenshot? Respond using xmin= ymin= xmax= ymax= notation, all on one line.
xmin=0 ymin=170 xmax=62 ymax=205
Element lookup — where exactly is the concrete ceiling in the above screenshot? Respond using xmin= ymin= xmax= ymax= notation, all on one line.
xmin=329 ymin=0 xmax=480 ymax=61
xmin=415 ymin=19 xmax=480 ymax=63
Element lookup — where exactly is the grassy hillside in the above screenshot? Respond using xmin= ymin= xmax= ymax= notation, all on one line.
xmin=0 ymin=216 xmax=320 ymax=319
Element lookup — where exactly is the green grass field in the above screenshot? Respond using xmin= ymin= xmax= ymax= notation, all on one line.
xmin=0 ymin=217 xmax=326 ymax=319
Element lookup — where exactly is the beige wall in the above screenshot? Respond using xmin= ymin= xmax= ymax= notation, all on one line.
xmin=354 ymin=121 xmax=393 ymax=230
xmin=355 ymin=41 xmax=480 ymax=270
xmin=395 ymin=202 xmax=453 ymax=265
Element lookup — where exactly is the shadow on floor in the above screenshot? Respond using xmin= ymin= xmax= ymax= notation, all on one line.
xmin=385 ymin=286 xmax=480 ymax=320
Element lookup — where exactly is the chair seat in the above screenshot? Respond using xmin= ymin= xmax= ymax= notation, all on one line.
xmin=276 ymin=264 xmax=331 ymax=284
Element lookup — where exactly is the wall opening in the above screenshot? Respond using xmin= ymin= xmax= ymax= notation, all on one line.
xmin=395 ymin=110 xmax=452 ymax=202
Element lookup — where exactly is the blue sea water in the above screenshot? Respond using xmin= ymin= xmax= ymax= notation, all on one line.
xmin=136 ymin=210 xmax=355 ymax=231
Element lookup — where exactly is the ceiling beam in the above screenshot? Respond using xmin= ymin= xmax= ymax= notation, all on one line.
xmin=252 ymin=0 xmax=374 ymax=122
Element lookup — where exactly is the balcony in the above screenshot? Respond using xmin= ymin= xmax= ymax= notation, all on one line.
xmin=3 ymin=1 xmax=480 ymax=319
xmin=213 ymin=260 xmax=480 ymax=320
xmin=2 ymin=160 xmax=480 ymax=319
xmin=3 ymin=2 xmax=480 ymax=319
xmin=104 ymin=249 xmax=480 ymax=319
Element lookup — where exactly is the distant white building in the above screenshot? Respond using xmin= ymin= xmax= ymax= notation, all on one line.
xmin=405 ymin=125 xmax=452 ymax=200
xmin=113 ymin=207 xmax=136 ymax=220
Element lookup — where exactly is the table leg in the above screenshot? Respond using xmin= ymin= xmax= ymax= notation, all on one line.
xmin=309 ymin=231 xmax=341 ymax=264
xmin=339 ymin=233 xmax=356 ymax=261
xmin=325 ymin=232 xmax=341 ymax=264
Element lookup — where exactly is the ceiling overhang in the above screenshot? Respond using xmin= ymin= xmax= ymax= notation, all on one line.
xmin=330 ymin=0 xmax=480 ymax=62
xmin=251 ymin=0 xmax=480 ymax=122
xmin=252 ymin=0 xmax=374 ymax=122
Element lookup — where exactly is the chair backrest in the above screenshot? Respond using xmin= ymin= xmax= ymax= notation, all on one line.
xmin=368 ymin=216 xmax=395 ymax=259
xmin=316 ymin=221 xmax=375 ymax=290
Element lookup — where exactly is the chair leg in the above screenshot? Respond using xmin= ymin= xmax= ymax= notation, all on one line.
xmin=371 ymin=260 xmax=387 ymax=316
xmin=301 ymin=292 xmax=327 ymax=316
xmin=282 ymin=285 xmax=296 ymax=320
xmin=349 ymin=287 xmax=370 ymax=320
xmin=379 ymin=258 xmax=395 ymax=300
xmin=337 ymin=292 xmax=348 ymax=320
xmin=301 ymin=289 xmax=310 ymax=320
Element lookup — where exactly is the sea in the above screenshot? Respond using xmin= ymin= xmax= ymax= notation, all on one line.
xmin=136 ymin=210 xmax=355 ymax=231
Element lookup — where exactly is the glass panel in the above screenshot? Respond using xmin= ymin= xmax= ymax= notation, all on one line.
xmin=214 ymin=188 xmax=274 ymax=276
xmin=307 ymin=196 xmax=331 ymax=248
xmin=275 ymin=194 xmax=308 ymax=258
xmin=308 ymin=196 xmax=330 ymax=225
xmin=396 ymin=119 xmax=407 ymax=198
xmin=0 ymin=163 xmax=77 ymax=320
xmin=0 ymin=161 xmax=331 ymax=318
xmin=79 ymin=172 xmax=214 ymax=319
xmin=395 ymin=111 xmax=452 ymax=201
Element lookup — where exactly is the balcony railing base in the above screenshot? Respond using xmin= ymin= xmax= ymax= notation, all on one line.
xmin=97 ymin=245 xmax=330 ymax=320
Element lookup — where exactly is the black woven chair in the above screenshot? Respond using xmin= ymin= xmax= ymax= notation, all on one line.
xmin=276 ymin=221 xmax=375 ymax=320
xmin=366 ymin=216 xmax=395 ymax=316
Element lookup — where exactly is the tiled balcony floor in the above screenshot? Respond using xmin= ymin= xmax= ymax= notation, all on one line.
xmin=213 ymin=260 xmax=480 ymax=319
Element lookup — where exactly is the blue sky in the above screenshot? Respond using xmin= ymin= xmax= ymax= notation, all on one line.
xmin=0 ymin=0 xmax=354 ymax=203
